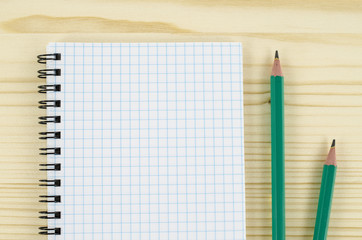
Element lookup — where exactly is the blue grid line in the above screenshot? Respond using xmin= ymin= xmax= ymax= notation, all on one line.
xmin=166 ymin=43 xmax=170 ymax=240
xmin=128 ymin=42 xmax=133 ymax=240
xmin=156 ymin=42 xmax=161 ymax=238
xmin=110 ymin=40 xmax=113 ymax=240
xmin=91 ymin=43 xmax=95 ymax=240
xmin=184 ymin=42 xmax=189 ymax=240
xmin=212 ymin=42 xmax=217 ymax=239
xmin=42 ymin=54 xmax=243 ymax=57
xmin=230 ymin=43 xmax=236 ymax=240
xmin=221 ymin=43 xmax=226 ymax=240
xmin=101 ymin=42 xmax=104 ymax=240
xmin=73 ymin=42 xmax=76 ymax=240
xmin=202 ymin=43 xmax=207 ymax=240
xmin=119 ymin=43 xmax=123 ymax=239
xmin=193 ymin=42 xmax=198 ymax=240
xmin=174 ymin=42 xmax=179 ymax=240
xmin=83 ymin=42 xmax=85 ymax=240
xmin=147 ymin=43 xmax=151 ymax=240
xmin=138 ymin=43 xmax=142 ymax=240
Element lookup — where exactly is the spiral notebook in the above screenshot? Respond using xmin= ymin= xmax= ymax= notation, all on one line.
xmin=38 ymin=42 xmax=245 ymax=240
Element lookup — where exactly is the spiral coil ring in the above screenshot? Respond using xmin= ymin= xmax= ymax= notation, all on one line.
xmin=39 ymin=179 xmax=61 ymax=187
xmin=38 ymin=132 xmax=61 ymax=139
xmin=39 ymin=195 xmax=61 ymax=203
xmin=38 ymin=100 xmax=61 ymax=109
xmin=38 ymin=116 xmax=61 ymax=124
xmin=38 ymin=84 xmax=61 ymax=93
xmin=39 ymin=147 xmax=61 ymax=155
xmin=39 ymin=227 xmax=61 ymax=235
xmin=39 ymin=164 xmax=61 ymax=171
xmin=37 ymin=53 xmax=61 ymax=64
xmin=39 ymin=211 xmax=61 ymax=219
xmin=38 ymin=53 xmax=62 ymax=235
xmin=38 ymin=69 xmax=61 ymax=79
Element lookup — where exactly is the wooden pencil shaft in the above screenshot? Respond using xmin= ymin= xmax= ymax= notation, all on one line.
xmin=271 ymin=75 xmax=285 ymax=240
xmin=313 ymin=165 xmax=337 ymax=240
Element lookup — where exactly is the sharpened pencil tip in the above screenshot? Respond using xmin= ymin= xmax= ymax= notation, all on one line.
xmin=271 ymin=51 xmax=283 ymax=76
xmin=325 ymin=139 xmax=337 ymax=166
xmin=331 ymin=139 xmax=335 ymax=148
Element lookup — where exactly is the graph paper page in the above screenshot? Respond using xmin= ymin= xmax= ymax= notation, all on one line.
xmin=46 ymin=42 xmax=245 ymax=240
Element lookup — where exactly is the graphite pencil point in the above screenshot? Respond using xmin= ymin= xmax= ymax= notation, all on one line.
xmin=331 ymin=139 xmax=335 ymax=148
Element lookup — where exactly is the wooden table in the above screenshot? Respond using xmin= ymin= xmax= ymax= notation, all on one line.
xmin=1 ymin=1 xmax=362 ymax=239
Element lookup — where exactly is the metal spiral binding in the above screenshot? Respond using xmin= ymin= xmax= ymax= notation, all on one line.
xmin=38 ymin=84 xmax=61 ymax=93
xmin=39 ymin=147 xmax=61 ymax=155
xmin=38 ymin=69 xmax=61 ymax=79
xmin=38 ymin=100 xmax=61 ymax=109
xmin=39 ymin=164 xmax=61 ymax=171
xmin=39 ymin=227 xmax=61 ymax=235
xmin=37 ymin=53 xmax=61 ymax=64
xmin=39 ymin=195 xmax=61 ymax=203
xmin=39 ymin=179 xmax=61 ymax=187
xmin=38 ymin=116 xmax=61 ymax=124
xmin=38 ymin=53 xmax=62 ymax=236
xmin=38 ymin=132 xmax=61 ymax=139
xmin=39 ymin=211 xmax=61 ymax=219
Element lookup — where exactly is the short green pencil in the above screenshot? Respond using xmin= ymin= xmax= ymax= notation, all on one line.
xmin=313 ymin=140 xmax=337 ymax=240
xmin=270 ymin=50 xmax=285 ymax=240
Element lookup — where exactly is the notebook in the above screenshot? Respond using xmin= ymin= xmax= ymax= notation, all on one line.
xmin=38 ymin=42 xmax=245 ymax=240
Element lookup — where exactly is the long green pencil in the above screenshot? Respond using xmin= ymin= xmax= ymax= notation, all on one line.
xmin=271 ymin=50 xmax=285 ymax=240
xmin=313 ymin=140 xmax=337 ymax=240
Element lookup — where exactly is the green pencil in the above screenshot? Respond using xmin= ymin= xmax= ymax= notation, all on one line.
xmin=270 ymin=50 xmax=285 ymax=240
xmin=313 ymin=140 xmax=337 ymax=240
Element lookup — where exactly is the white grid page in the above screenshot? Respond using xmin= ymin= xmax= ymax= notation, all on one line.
xmin=46 ymin=42 xmax=245 ymax=240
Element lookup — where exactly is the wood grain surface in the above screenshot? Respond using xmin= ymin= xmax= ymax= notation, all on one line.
xmin=0 ymin=0 xmax=362 ymax=239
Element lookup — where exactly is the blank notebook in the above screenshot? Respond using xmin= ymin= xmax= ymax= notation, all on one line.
xmin=39 ymin=42 xmax=245 ymax=240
